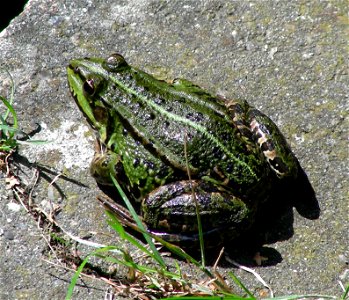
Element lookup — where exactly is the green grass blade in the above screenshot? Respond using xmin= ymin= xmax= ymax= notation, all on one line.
xmin=0 ymin=125 xmax=49 ymax=144
xmin=95 ymin=252 xmax=156 ymax=275
xmin=0 ymin=112 xmax=4 ymax=125
xmin=110 ymin=174 xmax=166 ymax=268
xmin=17 ymin=140 xmax=51 ymax=145
xmin=0 ymin=139 xmax=17 ymax=151
xmin=194 ymin=191 xmax=205 ymax=266
xmin=270 ymin=296 xmax=336 ymax=300
xmin=0 ymin=69 xmax=15 ymax=122
xmin=0 ymin=95 xmax=18 ymax=130
xmin=105 ymin=210 xmax=156 ymax=258
xmin=228 ymin=272 xmax=255 ymax=299
xmin=184 ymin=134 xmax=206 ymax=266
xmin=342 ymin=282 xmax=349 ymax=299
xmin=160 ymin=296 xmax=255 ymax=300
xmin=65 ymin=258 xmax=88 ymax=300
xmin=65 ymin=246 xmax=118 ymax=300
xmin=106 ymin=209 xmax=127 ymax=238
xmin=0 ymin=124 xmax=19 ymax=132
xmin=92 ymin=247 xmax=186 ymax=283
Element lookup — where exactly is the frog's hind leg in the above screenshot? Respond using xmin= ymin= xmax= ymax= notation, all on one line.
xmin=246 ymin=107 xmax=299 ymax=179
xmin=240 ymin=104 xmax=319 ymax=219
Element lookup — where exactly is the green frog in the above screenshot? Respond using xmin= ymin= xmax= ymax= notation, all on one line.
xmin=67 ymin=53 xmax=299 ymax=244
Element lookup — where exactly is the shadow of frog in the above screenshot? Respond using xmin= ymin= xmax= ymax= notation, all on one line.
xmin=223 ymin=163 xmax=320 ymax=267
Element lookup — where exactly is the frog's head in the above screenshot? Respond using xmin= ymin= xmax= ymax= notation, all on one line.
xmin=67 ymin=54 xmax=129 ymax=143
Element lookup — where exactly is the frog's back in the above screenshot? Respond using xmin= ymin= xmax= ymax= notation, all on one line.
xmin=105 ymin=64 xmax=270 ymax=192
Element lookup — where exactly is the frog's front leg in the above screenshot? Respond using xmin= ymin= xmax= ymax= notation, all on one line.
xmin=142 ymin=180 xmax=255 ymax=243
xmin=90 ymin=150 xmax=129 ymax=187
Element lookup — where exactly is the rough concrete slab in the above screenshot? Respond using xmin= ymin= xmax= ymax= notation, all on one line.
xmin=0 ymin=0 xmax=348 ymax=299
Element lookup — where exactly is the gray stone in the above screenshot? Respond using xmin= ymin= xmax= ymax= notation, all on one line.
xmin=0 ymin=0 xmax=348 ymax=298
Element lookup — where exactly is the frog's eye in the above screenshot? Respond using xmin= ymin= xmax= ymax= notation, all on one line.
xmin=83 ymin=75 xmax=104 ymax=97
xmin=83 ymin=78 xmax=95 ymax=96
xmin=103 ymin=53 xmax=128 ymax=72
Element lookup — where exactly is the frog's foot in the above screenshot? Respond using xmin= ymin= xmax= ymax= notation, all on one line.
xmin=253 ymin=251 xmax=269 ymax=266
xmin=148 ymin=226 xmax=232 ymax=248
xmin=97 ymin=194 xmax=135 ymax=224
xmin=225 ymin=99 xmax=299 ymax=178
xmin=97 ymin=194 xmax=147 ymax=234
xmin=247 ymin=108 xmax=299 ymax=179
xmin=90 ymin=151 xmax=129 ymax=187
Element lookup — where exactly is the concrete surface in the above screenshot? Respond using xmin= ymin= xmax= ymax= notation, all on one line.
xmin=0 ymin=0 xmax=348 ymax=299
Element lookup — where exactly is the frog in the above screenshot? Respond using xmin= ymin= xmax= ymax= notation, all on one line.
xmin=67 ymin=53 xmax=300 ymax=245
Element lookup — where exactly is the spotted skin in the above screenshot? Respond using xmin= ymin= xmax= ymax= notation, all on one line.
xmin=226 ymin=99 xmax=298 ymax=179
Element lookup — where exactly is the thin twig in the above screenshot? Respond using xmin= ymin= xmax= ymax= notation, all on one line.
xmin=225 ymin=256 xmax=274 ymax=297
xmin=27 ymin=168 xmax=40 ymax=207
xmin=13 ymin=189 xmax=29 ymax=212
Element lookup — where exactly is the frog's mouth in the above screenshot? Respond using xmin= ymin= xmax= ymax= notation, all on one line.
xmin=67 ymin=64 xmax=110 ymax=144
xmin=94 ymin=138 xmax=107 ymax=156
